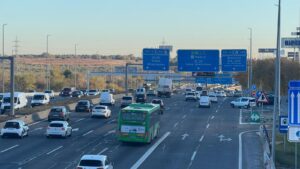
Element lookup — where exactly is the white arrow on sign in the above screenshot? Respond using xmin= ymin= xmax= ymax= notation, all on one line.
xmin=291 ymin=92 xmax=295 ymax=123
xmin=182 ymin=133 xmax=189 ymax=140
xmin=251 ymin=114 xmax=260 ymax=121
xmin=218 ymin=135 xmax=232 ymax=142
xmin=298 ymin=92 xmax=300 ymax=124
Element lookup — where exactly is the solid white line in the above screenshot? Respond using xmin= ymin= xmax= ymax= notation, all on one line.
xmin=173 ymin=122 xmax=179 ymax=128
xmin=206 ymin=124 xmax=210 ymax=129
xmin=191 ymin=151 xmax=197 ymax=161
xmin=104 ymin=130 xmax=116 ymax=136
xmin=130 ymin=131 xmax=171 ymax=169
xmin=199 ymin=135 xmax=204 ymax=142
xmin=211 ymin=116 xmax=215 ymax=120
xmin=98 ymin=147 xmax=109 ymax=155
xmin=75 ymin=118 xmax=85 ymax=123
xmin=182 ymin=115 xmax=187 ymax=119
xmin=46 ymin=146 xmax=63 ymax=155
xmin=239 ymin=109 xmax=242 ymax=125
xmin=72 ymin=128 xmax=79 ymax=132
xmin=28 ymin=120 xmax=47 ymax=126
xmin=82 ymin=130 xmax=94 ymax=136
xmin=0 ymin=144 xmax=19 ymax=153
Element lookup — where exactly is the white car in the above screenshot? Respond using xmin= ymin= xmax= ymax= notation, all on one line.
xmin=46 ymin=121 xmax=72 ymax=138
xmin=87 ymin=89 xmax=100 ymax=96
xmin=77 ymin=155 xmax=113 ymax=169
xmin=44 ymin=90 xmax=55 ymax=99
xmin=199 ymin=96 xmax=211 ymax=108
xmin=91 ymin=105 xmax=111 ymax=118
xmin=1 ymin=120 xmax=29 ymax=138
xmin=185 ymin=92 xmax=197 ymax=101
xmin=230 ymin=97 xmax=256 ymax=108
xmin=209 ymin=94 xmax=218 ymax=103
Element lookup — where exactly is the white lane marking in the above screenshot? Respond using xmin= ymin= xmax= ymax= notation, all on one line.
xmin=46 ymin=146 xmax=63 ymax=155
xmin=199 ymin=135 xmax=204 ymax=142
xmin=75 ymin=118 xmax=85 ymax=123
xmin=72 ymin=128 xmax=79 ymax=132
xmin=182 ymin=115 xmax=187 ymax=119
xmin=211 ymin=116 xmax=215 ymax=120
xmin=191 ymin=151 xmax=197 ymax=161
xmin=108 ymin=119 xmax=116 ymax=124
xmin=98 ymin=147 xmax=108 ymax=155
xmin=29 ymin=127 xmax=43 ymax=133
xmin=206 ymin=124 xmax=210 ymax=129
xmin=130 ymin=131 xmax=171 ymax=169
xmin=28 ymin=120 xmax=47 ymax=126
xmin=0 ymin=144 xmax=19 ymax=153
xmin=216 ymin=110 xmax=218 ymax=113
xmin=82 ymin=130 xmax=94 ymax=136
xmin=104 ymin=129 xmax=116 ymax=136
xmin=165 ymin=107 xmax=170 ymax=111
xmin=173 ymin=122 xmax=179 ymax=128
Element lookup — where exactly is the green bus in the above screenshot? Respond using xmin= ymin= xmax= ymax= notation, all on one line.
xmin=117 ymin=103 xmax=161 ymax=143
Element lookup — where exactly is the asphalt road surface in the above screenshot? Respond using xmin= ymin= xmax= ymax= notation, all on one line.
xmin=0 ymin=94 xmax=262 ymax=169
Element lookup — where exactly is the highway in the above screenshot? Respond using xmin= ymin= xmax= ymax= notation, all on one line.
xmin=0 ymin=93 xmax=263 ymax=169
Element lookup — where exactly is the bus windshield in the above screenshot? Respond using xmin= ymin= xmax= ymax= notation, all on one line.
xmin=121 ymin=111 xmax=146 ymax=122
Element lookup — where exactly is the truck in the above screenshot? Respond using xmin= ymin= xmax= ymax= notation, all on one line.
xmin=157 ymin=78 xmax=173 ymax=98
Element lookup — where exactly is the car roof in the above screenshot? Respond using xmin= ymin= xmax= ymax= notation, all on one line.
xmin=94 ymin=105 xmax=107 ymax=108
xmin=81 ymin=155 xmax=106 ymax=161
xmin=6 ymin=120 xmax=24 ymax=123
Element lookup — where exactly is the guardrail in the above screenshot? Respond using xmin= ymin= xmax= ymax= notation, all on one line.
xmin=259 ymin=125 xmax=276 ymax=169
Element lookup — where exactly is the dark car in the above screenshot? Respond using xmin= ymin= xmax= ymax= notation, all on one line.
xmin=72 ymin=90 xmax=83 ymax=98
xmin=48 ymin=106 xmax=70 ymax=122
xmin=151 ymin=99 xmax=164 ymax=114
xmin=75 ymin=100 xmax=93 ymax=112
xmin=136 ymin=94 xmax=146 ymax=103
xmin=60 ymin=87 xmax=76 ymax=97
xmin=80 ymin=90 xmax=88 ymax=96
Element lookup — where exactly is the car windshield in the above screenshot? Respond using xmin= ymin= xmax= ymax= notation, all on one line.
xmin=241 ymin=98 xmax=248 ymax=102
xmin=4 ymin=122 xmax=20 ymax=129
xmin=63 ymin=88 xmax=71 ymax=92
xmin=79 ymin=160 xmax=103 ymax=167
xmin=33 ymin=95 xmax=45 ymax=100
xmin=78 ymin=101 xmax=88 ymax=106
xmin=45 ymin=91 xmax=52 ymax=93
xmin=152 ymin=100 xmax=161 ymax=104
xmin=49 ymin=123 xmax=63 ymax=127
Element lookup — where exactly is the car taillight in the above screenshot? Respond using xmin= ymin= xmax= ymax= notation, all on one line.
xmin=61 ymin=127 xmax=65 ymax=131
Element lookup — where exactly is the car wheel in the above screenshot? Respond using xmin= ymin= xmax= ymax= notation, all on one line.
xmin=69 ymin=130 xmax=72 ymax=137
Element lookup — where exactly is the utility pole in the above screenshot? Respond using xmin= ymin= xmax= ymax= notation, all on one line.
xmin=74 ymin=44 xmax=77 ymax=88
xmin=12 ymin=36 xmax=20 ymax=57
xmin=2 ymin=24 xmax=7 ymax=93
xmin=46 ymin=34 xmax=50 ymax=90
xmin=272 ymin=0 xmax=281 ymax=162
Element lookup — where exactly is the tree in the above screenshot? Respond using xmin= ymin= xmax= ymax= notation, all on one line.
xmin=63 ymin=69 xmax=73 ymax=79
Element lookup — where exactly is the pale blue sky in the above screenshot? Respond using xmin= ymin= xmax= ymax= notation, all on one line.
xmin=0 ymin=0 xmax=299 ymax=57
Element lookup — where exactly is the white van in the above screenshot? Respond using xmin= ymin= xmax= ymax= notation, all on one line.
xmin=100 ymin=92 xmax=115 ymax=106
xmin=31 ymin=93 xmax=50 ymax=107
xmin=1 ymin=92 xmax=28 ymax=114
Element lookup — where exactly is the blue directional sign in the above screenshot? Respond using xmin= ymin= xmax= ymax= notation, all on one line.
xmin=288 ymin=81 xmax=300 ymax=126
xmin=221 ymin=49 xmax=247 ymax=72
xmin=143 ymin=48 xmax=170 ymax=71
xmin=177 ymin=50 xmax=219 ymax=72
xmin=195 ymin=77 xmax=207 ymax=83
xmin=252 ymin=84 xmax=256 ymax=90
xmin=279 ymin=116 xmax=288 ymax=133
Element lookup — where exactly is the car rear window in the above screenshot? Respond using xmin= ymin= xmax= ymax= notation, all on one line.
xmin=187 ymin=93 xmax=195 ymax=96
xmin=95 ymin=106 xmax=105 ymax=110
xmin=4 ymin=122 xmax=20 ymax=129
xmin=241 ymin=98 xmax=248 ymax=102
xmin=51 ymin=108 xmax=63 ymax=113
xmin=79 ymin=160 xmax=103 ymax=167
xmin=90 ymin=90 xmax=97 ymax=92
xmin=78 ymin=101 xmax=88 ymax=106
xmin=152 ymin=100 xmax=161 ymax=104
xmin=49 ymin=123 xmax=63 ymax=127
xmin=33 ymin=95 xmax=45 ymax=100
xmin=122 ymin=97 xmax=132 ymax=100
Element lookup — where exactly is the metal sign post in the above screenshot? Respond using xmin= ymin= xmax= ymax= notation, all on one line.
xmin=125 ymin=63 xmax=142 ymax=96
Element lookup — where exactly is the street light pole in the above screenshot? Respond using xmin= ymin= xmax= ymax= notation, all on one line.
xmin=46 ymin=34 xmax=50 ymax=90
xmin=272 ymin=0 xmax=281 ymax=162
xmin=248 ymin=28 xmax=253 ymax=92
xmin=74 ymin=44 xmax=77 ymax=88
xmin=2 ymin=24 xmax=7 ymax=93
